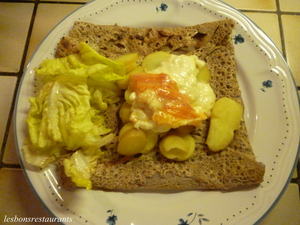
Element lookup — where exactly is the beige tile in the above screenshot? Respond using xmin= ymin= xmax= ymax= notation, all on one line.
xmin=260 ymin=183 xmax=300 ymax=224
xmin=3 ymin=121 xmax=19 ymax=165
xmin=222 ymin=0 xmax=277 ymax=11
xmin=279 ymin=0 xmax=300 ymax=12
xmin=0 ymin=76 xmax=18 ymax=153
xmin=25 ymin=4 xmax=82 ymax=67
xmin=0 ymin=168 xmax=58 ymax=225
xmin=0 ymin=3 xmax=34 ymax=72
xmin=43 ymin=0 xmax=90 ymax=2
xmin=292 ymin=167 xmax=298 ymax=179
xmin=243 ymin=12 xmax=282 ymax=52
xmin=281 ymin=15 xmax=300 ymax=86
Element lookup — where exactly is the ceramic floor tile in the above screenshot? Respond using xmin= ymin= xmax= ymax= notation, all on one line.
xmin=279 ymin=0 xmax=300 ymax=12
xmin=221 ymin=0 xmax=277 ymax=11
xmin=292 ymin=158 xmax=298 ymax=178
xmin=243 ymin=12 xmax=282 ymax=52
xmin=260 ymin=183 xmax=300 ymax=224
xmin=0 ymin=76 xmax=18 ymax=154
xmin=0 ymin=3 xmax=34 ymax=72
xmin=25 ymin=4 xmax=82 ymax=67
xmin=43 ymin=0 xmax=90 ymax=2
xmin=293 ymin=167 xmax=298 ymax=179
xmin=0 ymin=168 xmax=59 ymax=225
xmin=281 ymin=15 xmax=300 ymax=86
xmin=3 ymin=121 xmax=19 ymax=165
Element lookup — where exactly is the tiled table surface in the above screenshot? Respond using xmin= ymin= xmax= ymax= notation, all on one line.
xmin=1 ymin=0 xmax=299 ymax=224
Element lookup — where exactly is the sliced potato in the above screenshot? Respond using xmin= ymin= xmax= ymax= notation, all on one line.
xmin=117 ymin=122 xmax=158 ymax=155
xmin=141 ymin=130 xmax=159 ymax=154
xmin=159 ymin=132 xmax=195 ymax=161
xmin=118 ymin=122 xmax=134 ymax=139
xmin=116 ymin=74 xmax=129 ymax=90
xmin=118 ymin=128 xmax=147 ymax=156
xmin=125 ymin=62 xmax=138 ymax=73
xmin=142 ymin=51 xmax=170 ymax=72
xmin=197 ymin=64 xmax=211 ymax=83
xmin=176 ymin=125 xmax=195 ymax=134
xmin=206 ymin=97 xmax=243 ymax=151
xmin=115 ymin=53 xmax=139 ymax=65
xmin=115 ymin=53 xmax=139 ymax=74
xmin=124 ymin=89 xmax=134 ymax=105
xmin=128 ymin=65 xmax=144 ymax=75
xmin=119 ymin=102 xmax=132 ymax=124
xmin=117 ymin=66 xmax=144 ymax=90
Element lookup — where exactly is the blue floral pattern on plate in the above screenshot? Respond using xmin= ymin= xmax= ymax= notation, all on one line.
xmin=104 ymin=210 xmax=209 ymax=225
xmin=261 ymin=80 xmax=273 ymax=92
xmin=178 ymin=212 xmax=210 ymax=225
xmin=156 ymin=3 xmax=168 ymax=12
xmin=233 ymin=34 xmax=244 ymax=44
xmin=106 ymin=209 xmax=117 ymax=225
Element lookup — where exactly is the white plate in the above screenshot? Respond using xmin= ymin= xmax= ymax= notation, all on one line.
xmin=14 ymin=0 xmax=300 ymax=224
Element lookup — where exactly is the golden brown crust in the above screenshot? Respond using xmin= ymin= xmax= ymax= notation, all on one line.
xmin=56 ymin=19 xmax=265 ymax=190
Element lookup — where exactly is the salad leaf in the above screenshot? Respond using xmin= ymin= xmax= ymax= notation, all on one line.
xmin=35 ymin=42 xmax=124 ymax=112
xmin=24 ymin=42 xmax=124 ymax=184
xmin=63 ymin=133 xmax=114 ymax=190
xmin=35 ymin=54 xmax=87 ymax=84
xmin=35 ymin=42 xmax=125 ymax=84
xmin=79 ymin=42 xmax=126 ymax=76
xmin=22 ymin=137 xmax=60 ymax=168
xmin=27 ymin=73 xmax=90 ymax=151
xmin=63 ymin=150 xmax=94 ymax=190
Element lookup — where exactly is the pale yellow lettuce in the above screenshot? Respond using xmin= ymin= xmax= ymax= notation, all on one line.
xmin=24 ymin=42 xmax=126 ymax=189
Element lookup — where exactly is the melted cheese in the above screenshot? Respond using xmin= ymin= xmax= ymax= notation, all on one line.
xmin=128 ymin=54 xmax=216 ymax=133
xmin=151 ymin=55 xmax=215 ymax=116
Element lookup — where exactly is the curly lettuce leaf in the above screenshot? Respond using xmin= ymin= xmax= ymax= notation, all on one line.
xmin=63 ymin=150 xmax=95 ymax=191
xmin=35 ymin=42 xmax=125 ymax=83
xmin=25 ymin=72 xmax=114 ymax=168
xmin=63 ymin=134 xmax=114 ymax=190
xmin=35 ymin=42 xmax=125 ymax=112
xmin=35 ymin=54 xmax=87 ymax=83
xmin=27 ymin=73 xmax=89 ymax=150
xmin=24 ymin=42 xmax=125 ymax=189
xmin=79 ymin=42 xmax=125 ymax=76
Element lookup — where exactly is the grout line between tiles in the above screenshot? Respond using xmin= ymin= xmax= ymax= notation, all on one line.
xmin=0 ymin=163 xmax=21 ymax=169
xmin=19 ymin=1 xmax=38 ymax=73
xmin=298 ymin=160 xmax=300 ymax=194
xmin=275 ymin=0 xmax=287 ymax=60
xmin=0 ymin=0 xmax=86 ymax=4
xmin=0 ymin=0 xmax=39 ymax=170
xmin=38 ymin=0 xmax=86 ymax=4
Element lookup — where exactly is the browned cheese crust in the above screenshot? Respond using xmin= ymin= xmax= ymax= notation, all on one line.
xmin=56 ymin=19 xmax=265 ymax=190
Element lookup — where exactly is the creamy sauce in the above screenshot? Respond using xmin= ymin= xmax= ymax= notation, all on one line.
xmin=129 ymin=54 xmax=216 ymax=133
xmin=151 ymin=54 xmax=215 ymax=116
